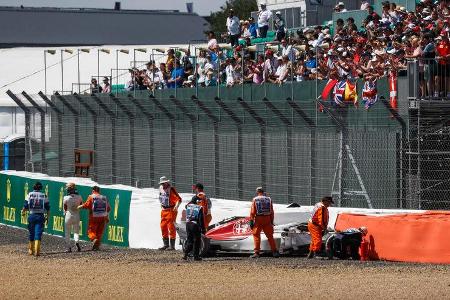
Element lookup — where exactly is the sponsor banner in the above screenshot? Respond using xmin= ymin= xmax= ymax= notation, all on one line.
xmin=0 ymin=173 xmax=131 ymax=247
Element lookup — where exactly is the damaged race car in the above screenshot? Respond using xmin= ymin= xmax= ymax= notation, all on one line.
xmin=176 ymin=204 xmax=332 ymax=257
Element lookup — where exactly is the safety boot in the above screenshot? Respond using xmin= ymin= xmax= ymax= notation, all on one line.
xmin=272 ymin=251 xmax=280 ymax=258
xmin=158 ymin=238 xmax=169 ymax=250
xmin=34 ymin=240 xmax=41 ymax=257
xmin=166 ymin=238 xmax=176 ymax=251
xmin=250 ymin=253 xmax=260 ymax=258
xmin=28 ymin=241 xmax=34 ymax=256
xmin=307 ymin=251 xmax=315 ymax=259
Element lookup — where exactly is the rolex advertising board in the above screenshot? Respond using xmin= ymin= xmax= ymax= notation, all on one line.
xmin=0 ymin=173 xmax=131 ymax=247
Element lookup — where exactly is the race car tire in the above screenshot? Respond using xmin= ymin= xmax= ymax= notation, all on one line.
xmin=181 ymin=235 xmax=212 ymax=257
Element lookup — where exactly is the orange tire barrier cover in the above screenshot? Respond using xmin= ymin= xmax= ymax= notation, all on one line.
xmin=335 ymin=211 xmax=450 ymax=264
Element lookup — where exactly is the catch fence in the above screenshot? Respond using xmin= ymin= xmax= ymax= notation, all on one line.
xmin=7 ymin=71 xmax=450 ymax=209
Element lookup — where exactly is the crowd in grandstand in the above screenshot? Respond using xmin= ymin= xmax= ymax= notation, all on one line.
xmin=94 ymin=0 xmax=450 ymax=99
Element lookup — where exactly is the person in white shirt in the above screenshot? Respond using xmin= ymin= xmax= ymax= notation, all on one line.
xmin=226 ymin=9 xmax=241 ymax=47
xmin=207 ymin=31 xmax=218 ymax=51
xmin=281 ymin=39 xmax=295 ymax=62
xmin=257 ymin=3 xmax=272 ymax=38
xmin=63 ymin=183 xmax=83 ymax=253
xmin=145 ymin=61 xmax=164 ymax=90
xmin=225 ymin=58 xmax=237 ymax=87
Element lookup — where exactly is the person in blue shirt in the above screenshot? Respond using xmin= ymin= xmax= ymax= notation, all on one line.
xmin=183 ymin=199 xmax=205 ymax=261
xmin=21 ymin=182 xmax=50 ymax=256
xmin=167 ymin=59 xmax=185 ymax=88
xmin=248 ymin=17 xmax=258 ymax=38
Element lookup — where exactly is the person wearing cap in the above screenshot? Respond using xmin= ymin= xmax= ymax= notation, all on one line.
xmin=192 ymin=183 xmax=212 ymax=230
xmin=101 ymin=77 xmax=111 ymax=94
xmin=77 ymin=186 xmax=110 ymax=251
xmin=63 ymin=182 xmax=83 ymax=253
xmin=183 ymin=196 xmax=205 ymax=261
xmin=257 ymin=3 xmax=272 ymax=38
xmin=307 ymin=196 xmax=333 ymax=259
xmin=249 ymin=187 xmax=279 ymax=258
xmin=21 ymin=181 xmax=50 ymax=257
xmin=274 ymin=11 xmax=286 ymax=42
xmin=167 ymin=59 xmax=185 ymax=89
xmin=226 ymin=9 xmax=240 ymax=47
xmin=158 ymin=176 xmax=182 ymax=250
xmin=248 ymin=17 xmax=258 ymax=38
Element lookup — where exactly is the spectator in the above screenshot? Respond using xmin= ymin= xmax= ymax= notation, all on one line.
xmin=345 ymin=17 xmax=357 ymax=32
xmin=263 ymin=50 xmax=275 ymax=82
xmin=334 ymin=2 xmax=347 ymax=13
xmin=436 ymin=33 xmax=450 ymax=97
xmin=248 ymin=17 xmax=258 ymax=38
xmin=257 ymin=3 xmax=272 ymax=38
xmin=166 ymin=49 xmax=175 ymax=73
xmin=274 ymin=11 xmax=286 ymax=42
xmin=101 ymin=77 xmax=111 ymax=93
xmin=241 ymin=21 xmax=252 ymax=39
xmin=145 ymin=61 xmax=164 ymax=91
xmin=207 ymin=31 xmax=218 ymax=51
xmin=225 ymin=58 xmax=238 ymax=87
xmin=253 ymin=54 xmax=264 ymax=84
xmin=281 ymin=39 xmax=295 ymax=62
xmin=90 ymin=78 xmax=102 ymax=93
xmin=226 ymin=9 xmax=241 ymax=47
xmin=274 ymin=55 xmax=291 ymax=84
xmin=167 ymin=59 xmax=184 ymax=88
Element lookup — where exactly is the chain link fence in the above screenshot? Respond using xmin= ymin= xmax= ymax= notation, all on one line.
xmin=6 ymin=77 xmax=450 ymax=209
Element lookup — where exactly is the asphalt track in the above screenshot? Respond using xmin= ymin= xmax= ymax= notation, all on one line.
xmin=0 ymin=224 xmax=449 ymax=299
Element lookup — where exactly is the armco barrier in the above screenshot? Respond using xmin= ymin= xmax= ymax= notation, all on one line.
xmin=0 ymin=172 xmax=131 ymax=247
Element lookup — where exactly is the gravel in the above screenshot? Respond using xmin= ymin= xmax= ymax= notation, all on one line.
xmin=0 ymin=224 xmax=449 ymax=299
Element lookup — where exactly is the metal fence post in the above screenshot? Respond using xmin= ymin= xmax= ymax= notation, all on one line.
xmin=238 ymin=97 xmax=267 ymax=190
xmin=6 ymin=90 xmax=31 ymax=172
xmin=21 ymin=92 xmax=46 ymax=173
xmin=149 ymin=95 xmax=176 ymax=184
xmin=215 ymin=97 xmax=243 ymax=200
xmin=128 ymin=94 xmax=155 ymax=187
xmin=91 ymin=94 xmax=117 ymax=184
xmin=262 ymin=97 xmax=293 ymax=203
xmin=73 ymin=94 xmax=98 ymax=182
xmin=191 ymin=96 xmax=220 ymax=197
xmin=287 ymin=98 xmax=317 ymax=204
xmin=38 ymin=91 xmax=63 ymax=176
xmin=110 ymin=94 xmax=136 ymax=186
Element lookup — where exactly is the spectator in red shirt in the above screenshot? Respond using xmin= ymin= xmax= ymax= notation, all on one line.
xmin=436 ymin=33 xmax=450 ymax=96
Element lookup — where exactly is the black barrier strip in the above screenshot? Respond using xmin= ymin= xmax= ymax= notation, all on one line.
xmin=38 ymin=92 xmax=63 ymax=176
xmin=149 ymin=95 xmax=176 ymax=184
xmin=169 ymin=96 xmax=197 ymax=184
xmin=237 ymin=97 xmax=266 ymax=191
xmin=214 ymin=97 xmax=243 ymax=200
xmin=73 ymin=94 xmax=98 ymax=182
xmin=262 ymin=97 xmax=293 ymax=203
xmin=6 ymin=90 xmax=31 ymax=172
xmin=21 ymin=91 xmax=46 ymax=173
xmin=127 ymin=94 xmax=155 ymax=187
xmin=110 ymin=94 xmax=136 ymax=187
xmin=91 ymin=94 xmax=116 ymax=184
xmin=191 ymin=96 xmax=220 ymax=196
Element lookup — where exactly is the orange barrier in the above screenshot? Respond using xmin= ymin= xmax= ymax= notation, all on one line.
xmin=335 ymin=212 xmax=450 ymax=264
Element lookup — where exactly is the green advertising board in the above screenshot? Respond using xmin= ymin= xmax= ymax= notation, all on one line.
xmin=0 ymin=172 xmax=131 ymax=247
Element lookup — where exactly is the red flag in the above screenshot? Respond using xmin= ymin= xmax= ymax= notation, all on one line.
xmin=389 ymin=72 xmax=398 ymax=111
xmin=321 ymin=79 xmax=338 ymax=100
